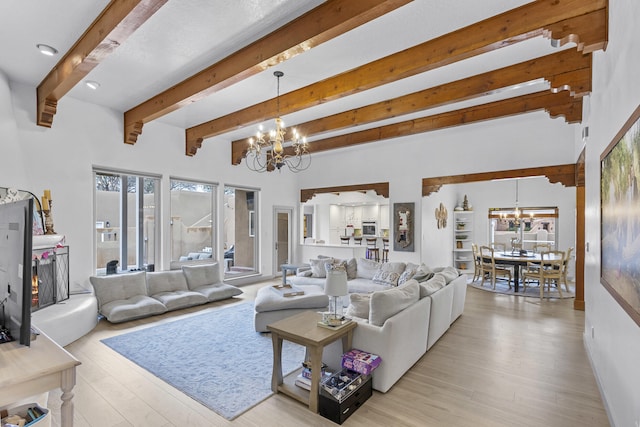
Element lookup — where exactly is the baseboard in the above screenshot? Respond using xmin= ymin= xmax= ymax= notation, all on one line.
xmin=583 ymin=334 xmax=616 ymax=427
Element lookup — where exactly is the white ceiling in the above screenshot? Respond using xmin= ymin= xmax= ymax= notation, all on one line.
xmin=0 ymin=0 xmax=568 ymax=147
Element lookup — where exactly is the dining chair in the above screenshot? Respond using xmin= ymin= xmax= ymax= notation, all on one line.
xmin=471 ymin=243 xmax=482 ymax=282
xmin=479 ymin=245 xmax=512 ymax=289
xmin=489 ymin=242 xmax=506 ymax=253
xmin=533 ymin=243 xmax=551 ymax=253
xmin=366 ymin=238 xmax=379 ymax=262
xmin=522 ymin=250 xmax=565 ymax=299
xmin=561 ymin=247 xmax=574 ymax=292
xmin=381 ymin=238 xmax=389 ymax=262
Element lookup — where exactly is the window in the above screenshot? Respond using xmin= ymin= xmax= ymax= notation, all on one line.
xmin=94 ymin=170 xmax=160 ymax=275
xmin=170 ymin=179 xmax=217 ymax=265
xmin=223 ymin=186 xmax=259 ymax=278
xmin=488 ymin=206 xmax=558 ymax=250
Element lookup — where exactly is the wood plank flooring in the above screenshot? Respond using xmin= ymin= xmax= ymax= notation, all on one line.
xmin=47 ymin=279 xmax=610 ymax=426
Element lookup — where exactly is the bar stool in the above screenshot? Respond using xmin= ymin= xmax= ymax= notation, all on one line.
xmin=340 ymin=236 xmax=351 ymax=245
xmin=366 ymin=238 xmax=379 ymax=261
xmin=381 ymin=238 xmax=389 ymax=262
xmin=353 ymin=236 xmax=363 ymax=245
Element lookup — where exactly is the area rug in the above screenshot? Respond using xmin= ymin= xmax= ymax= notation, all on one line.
xmin=469 ymin=278 xmax=574 ymax=299
xmin=101 ymin=302 xmax=305 ymax=420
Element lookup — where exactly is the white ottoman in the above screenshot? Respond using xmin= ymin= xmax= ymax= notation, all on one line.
xmin=254 ymin=285 xmax=329 ymax=332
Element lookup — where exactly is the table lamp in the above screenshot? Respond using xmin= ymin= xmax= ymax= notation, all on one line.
xmin=324 ymin=269 xmax=348 ymax=324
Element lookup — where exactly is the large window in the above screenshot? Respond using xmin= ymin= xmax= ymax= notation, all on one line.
xmin=170 ymin=179 xmax=217 ymax=265
xmin=488 ymin=206 xmax=558 ymax=250
xmin=95 ymin=170 xmax=160 ymax=275
xmin=223 ymin=186 xmax=259 ymax=278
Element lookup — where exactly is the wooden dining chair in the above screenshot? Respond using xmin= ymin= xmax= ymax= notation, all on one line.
xmin=489 ymin=242 xmax=506 ymax=253
xmin=522 ymin=250 xmax=565 ymax=299
xmin=479 ymin=245 xmax=512 ymax=289
xmin=533 ymin=243 xmax=551 ymax=253
xmin=471 ymin=243 xmax=482 ymax=282
xmin=366 ymin=238 xmax=379 ymax=262
xmin=561 ymin=247 xmax=574 ymax=292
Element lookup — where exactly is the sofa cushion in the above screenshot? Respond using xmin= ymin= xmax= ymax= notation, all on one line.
xmin=182 ymin=263 xmax=220 ymax=290
xmin=345 ymin=293 xmax=371 ymax=320
xmin=147 ymin=270 xmax=189 ymax=295
xmin=309 ymin=258 xmax=333 ymax=278
xmin=433 ymin=266 xmax=460 ymax=284
xmin=356 ymin=258 xmax=381 ymax=280
xmin=369 ymin=279 xmax=420 ymax=326
xmin=100 ymin=295 xmax=167 ymax=323
xmin=372 ymin=261 xmax=406 ymax=287
xmin=193 ymin=283 xmax=243 ymax=302
xmin=90 ymin=271 xmax=148 ymax=309
xmin=339 ymin=257 xmax=358 ymax=280
xmin=411 ymin=263 xmax=435 ymax=283
xmin=419 ymin=273 xmax=447 ymax=297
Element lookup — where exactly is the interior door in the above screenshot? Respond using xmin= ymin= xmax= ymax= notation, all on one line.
xmin=273 ymin=207 xmax=292 ymax=277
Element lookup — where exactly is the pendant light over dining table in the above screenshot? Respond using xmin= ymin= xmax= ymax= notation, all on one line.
xmin=245 ymin=71 xmax=310 ymax=172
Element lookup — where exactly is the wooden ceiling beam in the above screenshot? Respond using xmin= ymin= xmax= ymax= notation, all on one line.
xmin=188 ymin=0 xmax=607 ymax=155
xmin=300 ymin=183 xmax=390 ymax=203
xmin=36 ymin=0 xmax=168 ymax=127
xmin=122 ymin=0 xmax=412 ymax=146
xmin=259 ymin=91 xmax=581 ymax=161
xmin=422 ymin=164 xmax=577 ymax=197
xmin=231 ymin=49 xmax=590 ymax=164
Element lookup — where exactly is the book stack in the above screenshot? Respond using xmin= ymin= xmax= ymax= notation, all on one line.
xmin=295 ymin=362 xmax=330 ymax=390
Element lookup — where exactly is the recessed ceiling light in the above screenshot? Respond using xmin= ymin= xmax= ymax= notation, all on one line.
xmin=36 ymin=44 xmax=58 ymax=56
xmin=85 ymin=80 xmax=100 ymax=90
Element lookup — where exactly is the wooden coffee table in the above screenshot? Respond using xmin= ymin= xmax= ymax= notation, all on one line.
xmin=267 ymin=310 xmax=357 ymax=413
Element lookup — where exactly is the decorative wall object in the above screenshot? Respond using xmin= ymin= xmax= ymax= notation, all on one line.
xmin=601 ymin=103 xmax=640 ymax=327
xmin=393 ymin=202 xmax=414 ymax=252
xmin=435 ymin=203 xmax=448 ymax=229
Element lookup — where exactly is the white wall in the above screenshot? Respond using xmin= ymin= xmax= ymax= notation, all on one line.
xmin=2 ymin=81 xmax=299 ymax=293
xmin=582 ymin=0 xmax=640 ymax=425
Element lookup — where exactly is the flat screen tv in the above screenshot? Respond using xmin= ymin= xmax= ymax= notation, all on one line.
xmin=0 ymin=198 xmax=33 ymax=346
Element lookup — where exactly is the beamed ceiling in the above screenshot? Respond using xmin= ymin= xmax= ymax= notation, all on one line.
xmin=0 ymin=0 xmax=607 ymax=165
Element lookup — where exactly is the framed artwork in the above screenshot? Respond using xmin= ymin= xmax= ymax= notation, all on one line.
xmin=601 ymin=103 xmax=640 ymax=327
xmin=393 ymin=202 xmax=414 ymax=252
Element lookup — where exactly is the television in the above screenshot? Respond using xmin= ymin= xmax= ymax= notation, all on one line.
xmin=0 ymin=198 xmax=33 ymax=346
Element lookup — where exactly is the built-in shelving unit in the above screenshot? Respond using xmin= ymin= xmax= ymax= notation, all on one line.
xmin=453 ymin=211 xmax=474 ymax=274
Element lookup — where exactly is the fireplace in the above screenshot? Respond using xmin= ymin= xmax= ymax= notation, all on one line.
xmin=32 ymin=246 xmax=69 ymax=311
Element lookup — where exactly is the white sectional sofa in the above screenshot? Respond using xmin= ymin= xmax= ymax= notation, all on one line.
xmin=89 ymin=263 xmax=242 ymax=323
xmin=291 ymin=256 xmax=467 ymax=393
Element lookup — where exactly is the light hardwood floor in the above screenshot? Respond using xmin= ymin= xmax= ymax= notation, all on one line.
xmin=47 ymin=279 xmax=610 ymax=427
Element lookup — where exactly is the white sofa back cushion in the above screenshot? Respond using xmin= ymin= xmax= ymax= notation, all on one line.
xmin=369 ymin=279 xmax=420 ymax=326
xmin=90 ymin=271 xmax=147 ymax=309
xmin=182 ymin=263 xmax=220 ymax=290
xmin=419 ymin=273 xmax=447 ymax=298
xmin=147 ymin=270 xmax=188 ymax=294
xmin=346 ymin=293 xmax=371 ymax=319
xmin=356 ymin=258 xmax=381 ymax=279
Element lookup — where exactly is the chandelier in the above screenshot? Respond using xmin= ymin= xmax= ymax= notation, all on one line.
xmin=246 ymin=71 xmax=310 ymax=172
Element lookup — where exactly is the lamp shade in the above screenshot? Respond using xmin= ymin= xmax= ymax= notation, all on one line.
xmin=324 ymin=269 xmax=348 ymax=297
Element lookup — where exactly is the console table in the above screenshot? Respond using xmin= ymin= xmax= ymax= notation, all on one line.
xmin=267 ymin=311 xmax=356 ymax=413
xmin=0 ymin=330 xmax=80 ymax=426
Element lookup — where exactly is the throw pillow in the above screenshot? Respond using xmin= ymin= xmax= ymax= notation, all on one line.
xmin=411 ymin=263 xmax=435 ymax=282
xmin=398 ymin=262 xmax=420 ymax=285
xmin=309 ymin=258 xmax=333 ymax=278
xmin=182 ymin=263 xmax=220 ymax=290
xmin=345 ymin=293 xmax=371 ymax=320
xmin=372 ymin=261 xmax=406 ymax=287
xmin=325 ymin=259 xmax=347 ymax=273
xmin=369 ymin=280 xmax=420 ymax=326
xmin=339 ymin=257 xmax=357 ymax=280
xmin=356 ymin=257 xmax=381 ymax=280
xmin=419 ymin=273 xmax=447 ymax=297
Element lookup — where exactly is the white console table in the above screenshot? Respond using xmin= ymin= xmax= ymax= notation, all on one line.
xmin=0 ymin=330 xmax=80 ymax=426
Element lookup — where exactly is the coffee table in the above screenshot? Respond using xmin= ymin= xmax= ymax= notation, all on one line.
xmin=267 ymin=310 xmax=357 ymax=413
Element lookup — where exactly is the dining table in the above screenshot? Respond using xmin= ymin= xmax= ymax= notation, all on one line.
xmin=490 ymin=251 xmax=563 ymax=292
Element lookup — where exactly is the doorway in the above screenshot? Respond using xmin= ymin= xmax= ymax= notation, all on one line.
xmin=273 ymin=206 xmax=293 ymax=277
